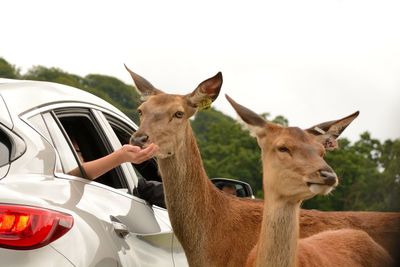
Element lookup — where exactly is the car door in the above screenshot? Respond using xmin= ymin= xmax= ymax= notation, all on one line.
xmin=39 ymin=106 xmax=178 ymax=267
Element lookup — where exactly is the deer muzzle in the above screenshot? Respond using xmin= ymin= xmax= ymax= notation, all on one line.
xmin=130 ymin=134 xmax=149 ymax=148
xmin=319 ymin=170 xmax=338 ymax=186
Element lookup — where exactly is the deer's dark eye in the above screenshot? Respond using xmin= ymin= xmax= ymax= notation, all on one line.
xmin=175 ymin=111 xmax=184 ymax=118
xmin=137 ymin=109 xmax=142 ymax=116
xmin=278 ymin=146 xmax=290 ymax=154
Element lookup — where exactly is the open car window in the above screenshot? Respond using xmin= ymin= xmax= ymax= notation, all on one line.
xmin=45 ymin=108 xmax=129 ymax=191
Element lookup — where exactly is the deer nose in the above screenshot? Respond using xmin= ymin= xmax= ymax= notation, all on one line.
xmin=130 ymin=133 xmax=149 ymax=148
xmin=319 ymin=169 xmax=338 ymax=186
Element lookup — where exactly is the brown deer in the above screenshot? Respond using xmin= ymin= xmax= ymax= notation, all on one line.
xmin=124 ymin=66 xmax=400 ymax=267
xmin=225 ymin=95 xmax=393 ymax=267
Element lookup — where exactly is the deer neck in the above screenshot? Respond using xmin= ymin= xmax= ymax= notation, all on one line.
xmin=256 ymin=180 xmax=301 ymax=267
xmin=158 ymin=124 xmax=209 ymax=196
xmin=157 ymin=125 xmax=214 ymax=243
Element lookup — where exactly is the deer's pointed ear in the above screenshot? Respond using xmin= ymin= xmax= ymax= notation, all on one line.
xmin=306 ymin=111 xmax=360 ymax=151
xmin=124 ymin=64 xmax=163 ymax=97
xmin=225 ymin=94 xmax=268 ymax=136
xmin=186 ymin=72 xmax=223 ymax=110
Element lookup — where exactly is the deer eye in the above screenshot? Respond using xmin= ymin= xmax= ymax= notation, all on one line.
xmin=174 ymin=111 xmax=185 ymax=118
xmin=278 ymin=146 xmax=290 ymax=154
xmin=137 ymin=109 xmax=142 ymax=116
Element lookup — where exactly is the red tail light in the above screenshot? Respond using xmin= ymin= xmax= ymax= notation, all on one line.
xmin=0 ymin=204 xmax=74 ymax=250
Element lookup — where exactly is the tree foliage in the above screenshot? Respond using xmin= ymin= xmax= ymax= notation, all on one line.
xmin=302 ymin=134 xmax=400 ymax=211
xmin=1 ymin=57 xmax=399 ymax=211
xmin=83 ymin=74 xmax=141 ymax=123
xmin=0 ymin=58 xmax=20 ymax=78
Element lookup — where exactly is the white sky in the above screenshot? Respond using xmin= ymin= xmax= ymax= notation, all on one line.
xmin=2 ymin=0 xmax=400 ymax=141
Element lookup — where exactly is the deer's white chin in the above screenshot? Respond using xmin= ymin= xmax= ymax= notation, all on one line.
xmin=308 ymin=184 xmax=334 ymax=195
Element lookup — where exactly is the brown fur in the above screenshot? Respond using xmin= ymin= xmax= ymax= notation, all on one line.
xmin=125 ymin=67 xmax=400 ymax=267
xmin=247 ymin=210 xmax=395 ymax=267
xmin=299 ymin=209 xmax=400 ymax=260
xmin=247 ymin=228 xmax=394 ymax=267
xmin=297 ymin=229 xmax=393 ymax=267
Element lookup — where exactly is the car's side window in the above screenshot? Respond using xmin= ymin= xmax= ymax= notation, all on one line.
xmin=104 ymin=114 xmax=162 ymax=183
xmin=44 ymin=108 xmax=129 ymax=190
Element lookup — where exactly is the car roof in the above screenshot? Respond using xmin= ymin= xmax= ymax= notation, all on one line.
xmin=0 ymin=79 xmax=131 ymax=122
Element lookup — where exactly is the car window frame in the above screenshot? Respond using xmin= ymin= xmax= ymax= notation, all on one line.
xmin=40 ymin=107 xmax=131 ymax=192
xmin=39 ymin=112 xmax=79 ymax=175
xmin=91 ymin=109 xmax=139 ymax=191
xmin=57 ymin=108 xmax=130 ymax=189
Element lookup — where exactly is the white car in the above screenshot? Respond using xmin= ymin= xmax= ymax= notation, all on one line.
xmin=0 ymin=79 xmax=188 ymax=267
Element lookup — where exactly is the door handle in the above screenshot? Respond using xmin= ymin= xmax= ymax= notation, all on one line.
xmin=110 ymin=215 xmax=129 ymax=238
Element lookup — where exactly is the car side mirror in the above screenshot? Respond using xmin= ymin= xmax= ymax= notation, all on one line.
xmin=211 ymin=178 xmax=255 ymax=198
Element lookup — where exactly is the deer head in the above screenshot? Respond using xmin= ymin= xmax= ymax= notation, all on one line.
xmin=226 ymin=94 xmax=359 ymax=202
xmin=125 ymin=64 xmax=223 ymax=159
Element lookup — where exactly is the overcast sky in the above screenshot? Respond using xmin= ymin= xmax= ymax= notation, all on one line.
xmin=2 ymin=0 xmax=400 ymax=141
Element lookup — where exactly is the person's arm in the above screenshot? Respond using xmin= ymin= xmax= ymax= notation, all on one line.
xmin=69 ymin=143 xmax=158 ymax=180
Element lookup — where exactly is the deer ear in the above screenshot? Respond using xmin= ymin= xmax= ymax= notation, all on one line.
xmin=306 ymin=111 xmax=360 ymax=150
xmin=124 ymin=64 xmax=163 ymax=97
xmin=225 ymin=94 xmax=268 ymax=136
xmin=186 ymin=72 xmax=223 ymax=110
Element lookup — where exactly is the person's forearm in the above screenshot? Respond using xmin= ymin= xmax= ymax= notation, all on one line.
xmin=67 ymin=144 xmax=158 ymax=180
xmin=82 ymin=151 xmax=124 ymax=180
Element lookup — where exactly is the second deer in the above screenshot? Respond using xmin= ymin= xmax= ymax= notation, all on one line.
xmin=226 ymin=95 xmax=393 ymax=267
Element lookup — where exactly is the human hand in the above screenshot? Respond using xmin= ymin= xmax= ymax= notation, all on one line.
xmin=117 ymin=143 xmax=159 ymax=164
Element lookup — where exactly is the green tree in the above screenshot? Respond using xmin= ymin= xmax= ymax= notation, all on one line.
xmin=83 ymin=74 xmax=141 ymax=123
xmin=379 ymin=139 xmax=400 ymax=211
xmin=23 ymin=66 xmax=83 ymax=88
xmin=0 ymin=57 xmax=20 ymax=78
xmin=302 ymin=132 xmax=400 ymax=212
xmin=272 ymin=115 xmax=289 ymax=127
